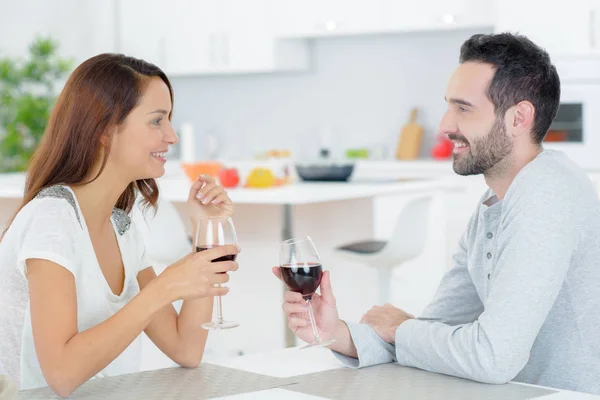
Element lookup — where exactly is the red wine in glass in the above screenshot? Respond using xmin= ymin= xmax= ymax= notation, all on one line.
xmin=196 ymin=246 xmax=238 ymax=263
xmin=280 ymin=263 xmax=322 ymax=299
xmin=279 ymin=236 xmax=335 ymax=349
xmin=196 ymin=217 xmax=239 ymax=330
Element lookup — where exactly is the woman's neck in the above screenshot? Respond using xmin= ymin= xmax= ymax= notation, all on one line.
xmin=70 ymin=168 xmax=131 ymax=233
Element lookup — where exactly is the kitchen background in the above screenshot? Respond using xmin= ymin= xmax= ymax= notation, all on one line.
xmin=169 ymin=30 xmax=473 ymax=161
xmin=2 ymin=0 xmax=600 ymax=166
xmin=2 ymin=0 xmax=600 ymax=369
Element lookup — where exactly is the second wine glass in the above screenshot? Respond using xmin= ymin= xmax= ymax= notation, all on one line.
xmin=279 ymin=236 xmax=335 ymax=349
xmin=195 ymin=216 xmax=239 ymax=330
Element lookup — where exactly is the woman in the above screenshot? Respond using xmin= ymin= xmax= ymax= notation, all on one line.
xmin=0 ymin=54 xmax=239 ymax=396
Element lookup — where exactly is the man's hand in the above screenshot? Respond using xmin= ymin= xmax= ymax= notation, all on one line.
xmin=273 ymin=267 xmax=340 ymax=344
xmin=273 ymin=268 xmax=358 ymax=358
xmin=360 ymin=304 xmax=415 ymax=343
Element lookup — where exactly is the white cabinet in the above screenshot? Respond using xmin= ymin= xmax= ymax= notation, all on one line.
xmin=271 ymin=0 xmax=387 ymax=37
xmin=220 ymin=0 xmax=272 ymax=71
xmin=163 ymin=0 xmax=221 ymax=74
xmin=83 ymin=2 xmax=118 ymax=61
xmin=211 ymin=0 xmax=308 ymax=73
xmin=117 ymin=0 xmax=169 ymax=68
xmin=0 ymin=0 xmax=114 ymax=65
xmin=270 ymin=0 xmax=493 ymax=38
xmin=383 ymin=0 xmax=493 ymax=32
xmin=494 ymin=0 xmax=600 ymax=57
xmin=117 ymin=0 xmax=308 ymax=75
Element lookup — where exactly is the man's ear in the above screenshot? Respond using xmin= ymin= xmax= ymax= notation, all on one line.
xmin=510 ymin=100 xmax=535 ymax=139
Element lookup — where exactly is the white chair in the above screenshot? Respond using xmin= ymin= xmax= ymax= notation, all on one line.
xmin=335 ymin=195 xmax=433 ymax=305
xmin=132 ymin=197 xmax=192 ymax=275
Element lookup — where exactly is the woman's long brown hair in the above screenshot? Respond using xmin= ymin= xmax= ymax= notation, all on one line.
xmin=2 ymin=54 xmax=174 ymax=238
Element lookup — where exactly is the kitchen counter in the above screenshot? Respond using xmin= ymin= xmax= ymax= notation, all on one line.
xmin=0 ymin=172 xmax=462 ymax=204
xmin=157 ymin=176 xmax=458 ymax=205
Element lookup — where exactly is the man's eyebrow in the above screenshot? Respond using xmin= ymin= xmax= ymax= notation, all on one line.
xmin=445 ymin=97 xmax=475 ymax=108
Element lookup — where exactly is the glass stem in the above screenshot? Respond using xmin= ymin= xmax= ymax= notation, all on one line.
xmin=215 ymin=285 xmax=224 ymax=322
xmin=306 ymin=299 xmax=321 ymax=343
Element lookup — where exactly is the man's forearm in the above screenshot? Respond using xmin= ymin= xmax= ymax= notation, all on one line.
xmin=328 ymin=320 xmax=358 ymax=358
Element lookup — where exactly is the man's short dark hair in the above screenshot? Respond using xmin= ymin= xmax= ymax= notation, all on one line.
xmin=460 ymin=33 xmax=561 ymax=144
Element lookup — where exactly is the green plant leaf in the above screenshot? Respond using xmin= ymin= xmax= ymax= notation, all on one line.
xmin=29 ymin=36 xmax=58 ymax=58
xmin=0 ymin=35 xmax=71 ymax=172
xmin=0 ymin=59 xmax=21 ymax=87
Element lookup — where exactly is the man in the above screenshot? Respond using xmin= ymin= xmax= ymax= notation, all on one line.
xmin=274 ymin=33 xmax=600 ymax=395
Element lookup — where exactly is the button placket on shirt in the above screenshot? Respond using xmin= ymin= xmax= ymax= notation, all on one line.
xmin=483 ymin=207 xmax=500 ymax=287
xmin=485 ymin=231 xmax=494 ymax=281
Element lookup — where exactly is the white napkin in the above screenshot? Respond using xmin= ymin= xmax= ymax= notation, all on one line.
xmin=208 ymin=346 xmax=344 ymax=378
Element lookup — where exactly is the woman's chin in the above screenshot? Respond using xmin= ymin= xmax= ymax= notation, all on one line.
xmin=149 ymin=170 xmax=165 ymax=180
xmin=136 ymin=167 xmax=165 ymax=181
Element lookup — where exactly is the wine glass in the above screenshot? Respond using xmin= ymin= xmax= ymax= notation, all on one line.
xmin=195 ymin=216 xmax=239 ymax=330
xmin=279 ymin=236 xmax=335 ymax=349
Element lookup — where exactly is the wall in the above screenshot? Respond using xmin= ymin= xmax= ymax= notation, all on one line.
xmin=169 ymin=27 xmax=492 ymax=161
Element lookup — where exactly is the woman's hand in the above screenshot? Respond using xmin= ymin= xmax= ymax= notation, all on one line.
xmin=158 ymin=245 xmax=240 ymax=302
xmin=187 ymin=175 xmax=234 ymax=228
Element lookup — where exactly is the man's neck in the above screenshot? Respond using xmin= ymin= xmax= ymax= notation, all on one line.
xmin=484 ymin=146 xmax=543 ymax=200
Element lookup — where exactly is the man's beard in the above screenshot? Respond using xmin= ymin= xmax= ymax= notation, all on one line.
xmin=450 ymin=118 xmax=513 ymax=176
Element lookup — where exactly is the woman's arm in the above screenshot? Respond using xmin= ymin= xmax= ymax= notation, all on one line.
xmin=134 ymin=175 xmax=236 ymax=367
xmin=27 ymin=246 xmax=236 ymax=398
xmin=27 ymin=259 xmax=168 ymax=398
xmin=136 ymin=267 xmax=214 ymax=368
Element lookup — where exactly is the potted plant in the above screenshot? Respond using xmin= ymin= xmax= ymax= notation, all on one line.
xmin=0 ymin=36 xmax=72 ymax=172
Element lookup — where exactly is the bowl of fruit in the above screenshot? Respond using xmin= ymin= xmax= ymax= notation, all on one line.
xmin=181 ymin=161 xmax=223 ymax=181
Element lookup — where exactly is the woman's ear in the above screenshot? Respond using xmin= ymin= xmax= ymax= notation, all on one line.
xmin=100 ymin=126 xmax=117 ymax=148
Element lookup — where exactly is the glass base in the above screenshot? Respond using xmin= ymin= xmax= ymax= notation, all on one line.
xmin=202 ymin=320 xmax=240 ymax=330
xmin=300 ymin=339 xmax=336 ymax=350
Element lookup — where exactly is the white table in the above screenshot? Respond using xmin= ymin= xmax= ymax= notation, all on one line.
xmin=17 ymin=348 xmax=600 ymax=399
xmin=208 ymin=347 xmax=600 ymax=400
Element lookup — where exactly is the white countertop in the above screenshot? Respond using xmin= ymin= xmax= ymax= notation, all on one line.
xmin=158 ymin=176 xmax=456 ymax=205
xmin=0 ymin=172 xmax=461 ymax=205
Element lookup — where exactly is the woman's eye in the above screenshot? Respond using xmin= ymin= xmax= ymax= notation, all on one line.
xmin=152 ymin=118 xmax=163 ymax=125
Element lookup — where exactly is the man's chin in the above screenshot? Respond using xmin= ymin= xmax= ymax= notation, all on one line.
xmin=452 ymin=155 xmax=466 ymax=175
xmin=452 ymin=157 xmax=481 ymax=176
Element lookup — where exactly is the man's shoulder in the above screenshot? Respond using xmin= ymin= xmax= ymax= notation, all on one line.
xmin=507 ymin=150 xmax=594 ymax=203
